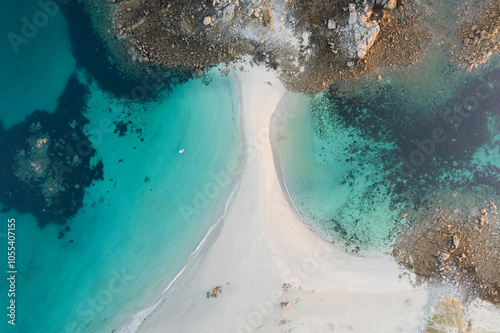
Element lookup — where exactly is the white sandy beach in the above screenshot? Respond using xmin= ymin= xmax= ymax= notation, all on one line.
xmin=136 ymin=65 xmax=429 ymax=333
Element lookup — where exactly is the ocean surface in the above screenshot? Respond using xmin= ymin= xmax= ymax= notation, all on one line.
xmin=278 ymin=68 xmax=500 ymax=254
xmin=0 ymin=1 xmax=75 ymax=129
xmin=0 ymin=1 xmax=241 ymax=332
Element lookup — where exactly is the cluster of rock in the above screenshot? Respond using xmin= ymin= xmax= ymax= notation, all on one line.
xmin=12 ymin=124 xmax=68 ymax=208
xmin=106 ymin=0 xmax=416 ymax=92
xmin=394 ymin=200 xmax=500 ymax=304
xmin=105 ymin=0 xmax=440 ymax=94
xmin=277 ymin=0 xmax=427 ymax=92
xmin=455 ymin=1 xmax=500 ymax=71
xmin=321 ymin=0 xmax=399 ymax=64
xmin=104 ymin=0 xmax=498 ymax=95
xmin=205 ymin=0 xmax=270 ymax=27
xmin=207 ymin=285 xmax=224 ymax=298
xmin=111 ymin=0 xmax=279 ymax=69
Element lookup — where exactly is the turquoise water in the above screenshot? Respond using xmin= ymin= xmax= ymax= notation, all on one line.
xmin=278 ymin=93 xmax=405 ymax=253
xmin=0 ymin=1 xmax=241 ymax=332
xmin=472 ymin=112 xmax=500 ymax=181
xmin=278 ymin=70 xmax=500 ymax=254
xmin=0 ymin=1 xmax=75 ymax=129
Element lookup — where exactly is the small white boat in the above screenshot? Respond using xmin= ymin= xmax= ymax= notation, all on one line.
xmin=179 ymin=149 xmax=185 ymax=154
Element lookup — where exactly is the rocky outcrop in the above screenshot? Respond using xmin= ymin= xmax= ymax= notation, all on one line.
xmin=393 ymin=199 xmax=500 ymax=305
xmin=455 ymin=1 xmax=500 ymax=71
xmin=106 ymin=0 xmax=424 ymax=92
xmin=344 ymin=3 xmax=381 ymax=59
xmin=112 ymin=0 xmax=276 ymax=69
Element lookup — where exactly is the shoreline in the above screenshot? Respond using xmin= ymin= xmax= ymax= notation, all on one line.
xmin=269 ymin=92 xmax=304 ymax=222
xmin=134 ymin=64 xmax=430 ymax=333
xmin=117 ymin=72 xmax=247 ymax=333
xmin=268 ymin=92 xmax=330 ymax=253
xmin=120 ymin=177 xmax=243 ymax=333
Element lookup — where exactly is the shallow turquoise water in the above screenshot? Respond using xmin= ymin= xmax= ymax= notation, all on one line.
xmin=0 ymin=1 xmax=241 ymax=332
xmin=278 ymin=71 xmax=500 ymax=254
xmin=278 ymin=93 xmax=405 ymax=253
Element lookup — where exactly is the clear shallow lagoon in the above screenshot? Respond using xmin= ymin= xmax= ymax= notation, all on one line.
xmin=278 ymin=71 xmax=500 ymax=254
xmin=277 ymin=93 xmax=405 ymax=253
xmin=0 ymin=1 xmax=240 ymax=332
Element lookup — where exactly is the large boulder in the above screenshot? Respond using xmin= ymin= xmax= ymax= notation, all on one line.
xmin=344 ymin=3 xmax=381 ymax=59
xmin=222 ymin=3 xmax=236 ymax=22
xmin=328 ymin=19 xmax=337 ymax=30
xmin=353 ymin=21 xmax=380 ymax=58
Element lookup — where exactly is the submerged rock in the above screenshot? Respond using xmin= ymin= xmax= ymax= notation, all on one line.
xmin=348 ymin=4 xmax=358 ymax=25
xmin=0 ymin=75 xmax=104 ymax=228
xmin=393 ymin=193 xmax=500 ymax=305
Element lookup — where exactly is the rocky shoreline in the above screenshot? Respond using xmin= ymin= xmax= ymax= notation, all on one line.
xmin=394 ymin=188 xmax=500 ymax=306
xmin=99 ymin=0 xmax=500 ymax=94
xmin=456 ymin=1 xmax=500 ymax=71
xmin=106 ymin=0 xmax=429 ymax=92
